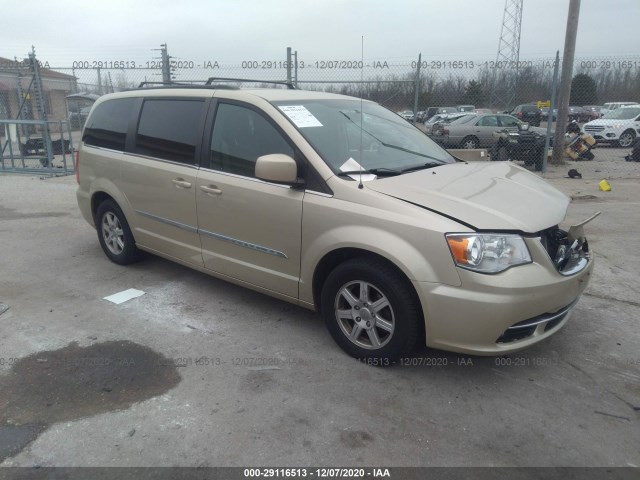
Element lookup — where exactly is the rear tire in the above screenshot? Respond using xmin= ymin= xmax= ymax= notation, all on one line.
xmin=96 ymin=199 xmax=141 ymax=265
xmin=321 ymin=257 xmax=422 ymax=364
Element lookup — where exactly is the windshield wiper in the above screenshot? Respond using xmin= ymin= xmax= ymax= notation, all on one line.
xmin=399 ymin=162 xmax=444 ymax=173
xmin=336 ymin=167 xmax=401 ymax=177
xmin=339 ymin=111 xmax=449 ymax=163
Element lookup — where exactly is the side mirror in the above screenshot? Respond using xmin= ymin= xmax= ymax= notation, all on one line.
xmin=255 ymin=154 xmax=303 ymax=186
xmin=518 ymin=122 xmax=530 ymax=131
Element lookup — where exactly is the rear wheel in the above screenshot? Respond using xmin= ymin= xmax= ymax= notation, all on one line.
xmin=321 ymin=257 xmax=422 ymax=363
xmin=96 ymin=199 xmax=141 ymax=265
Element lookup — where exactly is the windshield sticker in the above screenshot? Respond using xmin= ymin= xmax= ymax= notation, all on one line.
xmin=278 ymin=105 xmax=323 ymax=128
xmin=339 ymin=157 xmax=376 ymax=182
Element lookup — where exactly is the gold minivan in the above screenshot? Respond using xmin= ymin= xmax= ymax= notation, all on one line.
xmin=76 ymin=85 xmax=595 ymax=362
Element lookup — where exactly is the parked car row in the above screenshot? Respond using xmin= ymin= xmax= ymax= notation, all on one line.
xmin=537 ymin=102 xmax=639 ymax=124
xmin=399 ymin=105 xmax=482 ymax=124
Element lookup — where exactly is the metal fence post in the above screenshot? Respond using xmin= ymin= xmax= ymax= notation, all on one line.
xmin=97 ymin=67 xmax=103 ymax=95
xmin=542 ymin=51 xmax=560 ymax=176
xmin=286 ymin=47 xmax=292 ymax=84
xmin=413 ymin=53 xmax=422 ymax=125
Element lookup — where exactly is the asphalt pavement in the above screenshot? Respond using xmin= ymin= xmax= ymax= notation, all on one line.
xmin=0 ymin=173 xmax=638 ymax=467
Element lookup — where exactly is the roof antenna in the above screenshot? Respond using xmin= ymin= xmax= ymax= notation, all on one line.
xmin=358 ymin=35 xmax=364 ymax=190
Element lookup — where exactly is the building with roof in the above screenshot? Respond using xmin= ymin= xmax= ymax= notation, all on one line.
xmin=0 ymin=56 xmax=76 ymax=122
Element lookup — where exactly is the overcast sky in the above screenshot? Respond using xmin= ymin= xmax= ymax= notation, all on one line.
xmin=2 ymin=0 xmax=638 ymax=66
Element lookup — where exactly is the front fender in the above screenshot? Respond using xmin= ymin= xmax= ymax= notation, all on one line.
xmin=299 ymin=220 xmax=462 ymax=305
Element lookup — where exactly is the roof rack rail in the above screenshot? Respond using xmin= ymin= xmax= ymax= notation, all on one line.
xmin=136 ymin=81 xmax=238 ymax=90
xmin=205 ymin=77 xmax=296 ymax=89
xmin=138 ymin=81 xmax=200 ymax=88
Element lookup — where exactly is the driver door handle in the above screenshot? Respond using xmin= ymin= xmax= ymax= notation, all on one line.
xmin=200 ymin=184 xmax=223 ymax=196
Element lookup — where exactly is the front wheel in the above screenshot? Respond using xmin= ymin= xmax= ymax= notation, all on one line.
xmin=617 ymin=130 xmax=636 ymax=148
xmin=321 ymin=257 xmax=422 ymax=363
xmin=96 ymin=199 xmax=141 ymax=265
xmin=461 ymin=136 xmax=479 ymax=149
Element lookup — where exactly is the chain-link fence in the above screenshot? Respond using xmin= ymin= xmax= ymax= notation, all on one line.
xmin=2 ymin=49 xmax=639 ymax=178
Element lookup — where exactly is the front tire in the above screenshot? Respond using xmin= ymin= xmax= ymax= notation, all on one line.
xmin=96 ymin=199 xmax=141 ymax=265
xmin=618 ymin=130 xmax=636 ymax=148
xmin=461 ymin=136 xmax=479 ymax=149
xmin=321 ymin=257 xmax=422 ymax=363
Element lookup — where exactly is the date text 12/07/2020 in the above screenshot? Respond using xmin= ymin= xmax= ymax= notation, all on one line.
xmin=69 ymin=59 xmax=639 ymax=71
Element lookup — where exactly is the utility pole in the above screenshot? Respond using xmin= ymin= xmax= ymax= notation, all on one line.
xmin=160 ymin=43 xmax=171 ymax=83
xmin=551 ymin=0 xmax=581 ymax=164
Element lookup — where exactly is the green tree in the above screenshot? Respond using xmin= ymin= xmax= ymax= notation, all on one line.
xmin=570 ymin=74 xmax=598 ymax=105
xmin=460 ymin=80 xmax=485 ymax=106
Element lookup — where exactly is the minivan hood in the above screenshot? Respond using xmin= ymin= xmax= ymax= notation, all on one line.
xmin=366 ymin=162 xmax=569 ymax=233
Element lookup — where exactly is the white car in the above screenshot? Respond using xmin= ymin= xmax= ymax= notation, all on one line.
xmin=583 ymin=105 xmax=640 ymax=148
xmin=600 ymin=102 xmax=639 ymax=118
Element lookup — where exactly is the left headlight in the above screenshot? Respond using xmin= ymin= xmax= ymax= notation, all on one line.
xmin=445 ymin=233 xmax=532 ymax=274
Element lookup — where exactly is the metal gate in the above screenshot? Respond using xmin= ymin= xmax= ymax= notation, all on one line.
xmin=0 ymin=48 xmax=76 ymax=176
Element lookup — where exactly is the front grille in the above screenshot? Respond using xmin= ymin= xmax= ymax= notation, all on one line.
xmin=539 ymin=226 xmax=590 ymax=276
xmin=584 ymin=125 xmax=605 ymax=132
xmin=496 ymin=325 xmax=537 ymax=343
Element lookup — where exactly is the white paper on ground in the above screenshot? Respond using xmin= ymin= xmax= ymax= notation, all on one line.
xmin=103 ymin=288 xmax=146 ymax=305
xmin=278 ymin=105 xmax=323 ymax=128
xmin=339 ymin=157 xmax=377 ymax=182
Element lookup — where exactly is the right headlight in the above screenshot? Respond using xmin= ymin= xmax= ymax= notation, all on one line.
xmin=446 ymin=233 xmax=532 ymax=274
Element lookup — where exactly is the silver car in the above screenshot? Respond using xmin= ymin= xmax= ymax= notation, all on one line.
xmin=424 ymin=112 xmax=473 ymax=135
xmin=432 ymin=113 xmax=541 ymax=149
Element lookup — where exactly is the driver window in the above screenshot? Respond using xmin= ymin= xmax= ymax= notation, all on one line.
xmin=478 ymin=116 xmax=498 ymax=127
xmin=211 ymin=103 xmax=294 ymax=177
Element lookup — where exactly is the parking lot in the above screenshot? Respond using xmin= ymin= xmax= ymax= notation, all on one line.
xmin=0 ymin=172 xmax=639 ymax=468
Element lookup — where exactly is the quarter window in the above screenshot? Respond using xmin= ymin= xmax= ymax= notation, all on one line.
xmin=134 ymin=99 xmax=205 ymax=164
xmin=210 ymin=103 xmax=294 ymax=177
xmin=83 ymin=98 xmax=135 ymax=151
xmin=498 ymin=115 xmax=520 ymax=127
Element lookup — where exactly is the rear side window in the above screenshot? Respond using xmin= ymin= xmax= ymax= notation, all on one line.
xmin=134 ymin=99 xmax=205 ymax=164
xmin=83 ymin=98 xmax=135 ymax=151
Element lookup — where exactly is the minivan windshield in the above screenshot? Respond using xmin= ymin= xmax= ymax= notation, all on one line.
xmin=273 ymin=99 xmax=455 ymax=174
xmin=602 ymin=107 xmax=640 ymax=120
